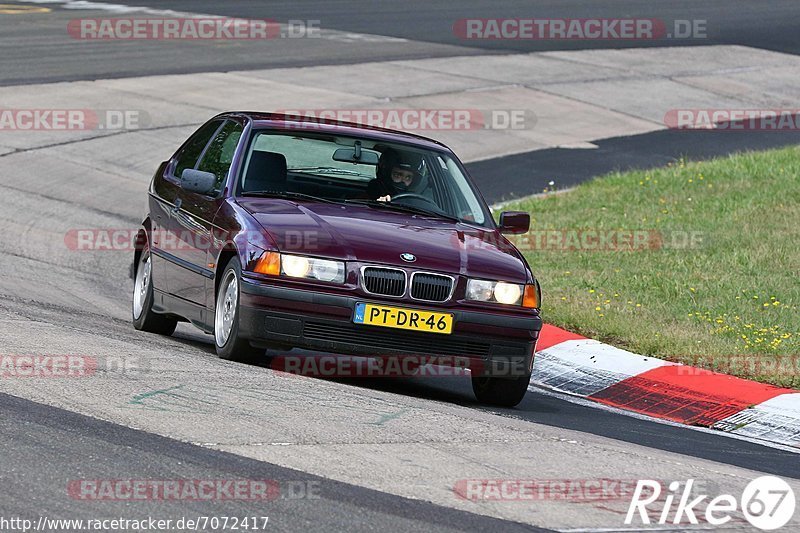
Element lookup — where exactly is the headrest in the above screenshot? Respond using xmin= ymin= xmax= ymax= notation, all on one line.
xmin=242 ymin=151 xmax=287 ymax=192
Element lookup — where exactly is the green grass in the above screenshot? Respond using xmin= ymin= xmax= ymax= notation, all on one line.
xmin=508 ymin=146 xmax=800 ymax=388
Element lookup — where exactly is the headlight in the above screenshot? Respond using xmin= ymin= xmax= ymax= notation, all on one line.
xmin=466 ymin=279 xmax=538 ymax=308
xmin=252 ymin=252 xmax=345 ymax=284
xmin=309 ymin=258 xmax=345 ymax=282
xmin=282 ymin=255 xmax=310 ymax=278
xmin=466 ymin=279 xmax=494 ymax=301
xmin=494 ymin=282 xmax=522 ymax=304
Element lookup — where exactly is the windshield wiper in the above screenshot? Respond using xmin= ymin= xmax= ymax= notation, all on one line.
xmin=345 ymin=199 xmax=462 ymax=223
xmin=292 ymin=167 xmax=367 ymax=177
xmin=240 ymin=190 xmax=340 ymax=204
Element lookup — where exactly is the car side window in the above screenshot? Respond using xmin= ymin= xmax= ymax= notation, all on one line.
xmin=435 ymin=155 xmax=485 ymax=224
xmin=173 ymin=120 xmax=225 ymax=179
xmin=197 ymin=121 xmax=244 ymax=194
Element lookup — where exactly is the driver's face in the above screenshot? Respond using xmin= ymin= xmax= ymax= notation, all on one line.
xmin=391 ymin=168 xmax=415 ymax=187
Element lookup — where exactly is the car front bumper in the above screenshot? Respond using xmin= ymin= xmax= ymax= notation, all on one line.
xmin=238 ymin=279 xmax=542 ymax=377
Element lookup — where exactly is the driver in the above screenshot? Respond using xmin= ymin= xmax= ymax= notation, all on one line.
xmin=367 ymin=148 xmax=427 ymax=202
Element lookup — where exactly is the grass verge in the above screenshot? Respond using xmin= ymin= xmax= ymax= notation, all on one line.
xmin=510 ymin=146 xmax=800 ymax=388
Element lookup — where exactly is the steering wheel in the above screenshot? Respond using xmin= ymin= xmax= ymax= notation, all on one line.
xmin=391 ymin=193 xmax=436 ymax=205
xmin=390 ymin=193 xmax=449 ymax=217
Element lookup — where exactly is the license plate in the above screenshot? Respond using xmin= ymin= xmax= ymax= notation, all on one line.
xmin=353 ymin=302 xmax=454 ymax=335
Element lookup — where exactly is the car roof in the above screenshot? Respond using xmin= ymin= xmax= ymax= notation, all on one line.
xmin=219 ymin=111 xmax=454 ymax=153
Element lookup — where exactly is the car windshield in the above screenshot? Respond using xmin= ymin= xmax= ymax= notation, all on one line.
xmin=237 ymin=131 xmax=490 ymax=226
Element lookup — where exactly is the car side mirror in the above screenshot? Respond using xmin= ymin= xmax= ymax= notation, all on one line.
xmin=498 ymin=211 xmax=530 ymax=234
xmin=180 ymin=168 xmax=217 ymax=195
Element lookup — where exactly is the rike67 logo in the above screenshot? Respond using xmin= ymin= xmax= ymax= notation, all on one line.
xmin=626 ymin=476 xmax=796 ymax=530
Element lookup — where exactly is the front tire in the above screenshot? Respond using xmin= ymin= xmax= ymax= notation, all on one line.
xmin=472 ymin=372 xmax=532 ymax=407
xmin=132 ymin=245 xmax=178 ymax=335
xmin=214 ymin=258 xmax=262 ymax=362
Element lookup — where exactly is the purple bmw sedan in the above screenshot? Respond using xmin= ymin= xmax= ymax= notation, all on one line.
xmin=132 ymin=112 xmax=541 ymax=406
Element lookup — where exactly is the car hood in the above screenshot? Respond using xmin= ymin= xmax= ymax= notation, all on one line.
xmin=237 ymin=198 xmax=530 ymax=282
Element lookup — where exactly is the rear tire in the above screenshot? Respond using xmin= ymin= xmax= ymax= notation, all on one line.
xmin=214 ymin=258 xmax=263 ymax=362
xmin=132 ymin=245 xmax=178 ymax=336
xmin=471 ymin=372 xmax=531 ymax=407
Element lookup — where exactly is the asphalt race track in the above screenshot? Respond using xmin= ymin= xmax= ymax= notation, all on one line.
xmin=0 ymin=393 xmax=546 ymax=532
xmin=1 ymin=1 xmax=799 ymax=531
xmin=3 ymin=0 xmax=800 ymax=84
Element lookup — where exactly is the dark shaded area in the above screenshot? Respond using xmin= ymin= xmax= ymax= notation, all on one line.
xmin=466 ymin=125 xmax=800 ymax=203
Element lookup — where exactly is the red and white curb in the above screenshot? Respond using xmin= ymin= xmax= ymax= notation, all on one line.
xmin=533 ymin=324 xmax=800 ymax=449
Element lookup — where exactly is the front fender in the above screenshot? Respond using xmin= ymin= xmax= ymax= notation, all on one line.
xmin=130 ymin=219 xmax=152 ymax=279
xmin=210 ymin=198 xmax=279 ymax=274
